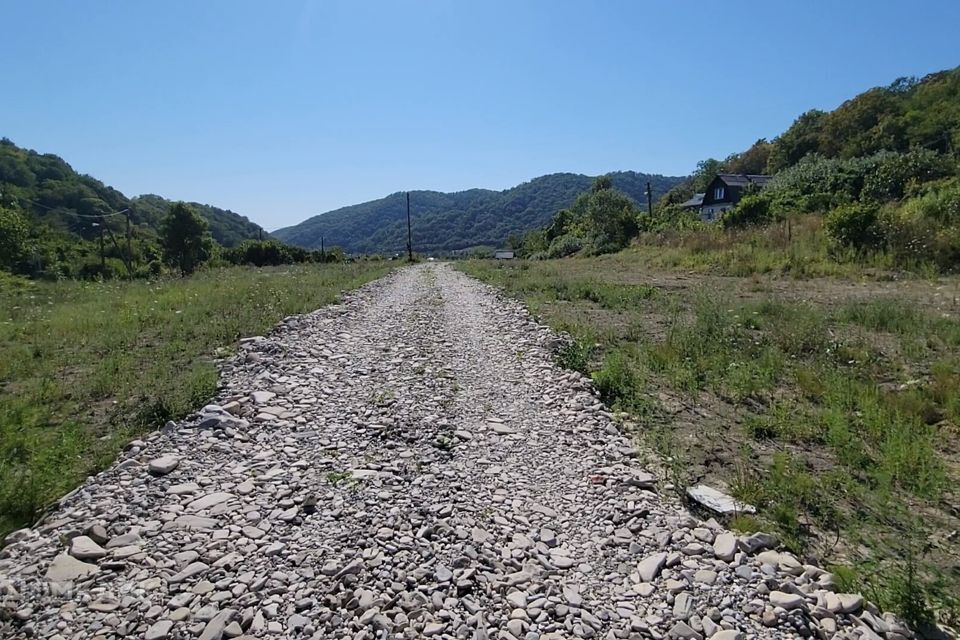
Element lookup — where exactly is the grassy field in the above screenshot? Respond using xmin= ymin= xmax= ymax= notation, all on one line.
xmin=632 ymin=215 xmax=942 ymax=279
xmin=0 ymin=263 xmax=391 ymax=538
xmin=459 ymin=255 xmax=960 ymax=627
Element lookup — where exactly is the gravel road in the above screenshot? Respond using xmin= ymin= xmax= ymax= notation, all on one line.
xmin=0 ymin=264 xmax=910 ymax=640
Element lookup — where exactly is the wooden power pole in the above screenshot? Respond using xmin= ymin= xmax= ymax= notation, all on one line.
xmin=97 ymin=222 xmax=105 ymax=270
xmin=125 ymin=210 xmax=133 ymax=268
xmin=406 ymin=192 xmax=413 ymax=261
xmin=646 ymin=181 xmax=653 ymax=217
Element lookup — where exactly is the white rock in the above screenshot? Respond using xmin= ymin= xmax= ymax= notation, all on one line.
xmin=637 ymin=552 xmax=668 ymax=582
xmin=148 ymin=455 xmax=180 ymax=475
xmin=770 ymin=591 xmax=805 ymax=610
xmin=686 ymin=484 xmax=756 ymax=515
xmin=713 ymin=532 xmax=737 ymax=561
xmin=250 ymin=391 xmax=276 ymax=404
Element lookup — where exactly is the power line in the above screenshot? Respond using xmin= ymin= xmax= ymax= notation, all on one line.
xmin=18 ymin=196 xmax=128 ymax=218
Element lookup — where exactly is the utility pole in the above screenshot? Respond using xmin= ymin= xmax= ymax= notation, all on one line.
xmin=646 ymin=181 xmax=653 ymax=217
xmin=97 ymin=221 xmax=105 ymax=270
xmin=104 ymin=219 xmax=133 ymax=276
xmin=320 ymin=236 xmax=325 ymax=262
xmin=258 ymin=228 xmax=263 ymax=242
xmin=125 ymin=209 xmax=133 ymax=269
xmin=406 ymin=192 xmax=413 ymax=262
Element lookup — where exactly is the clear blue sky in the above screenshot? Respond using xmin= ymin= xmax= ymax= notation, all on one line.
xmin=2 ymin=1 xmax=958 ymax=230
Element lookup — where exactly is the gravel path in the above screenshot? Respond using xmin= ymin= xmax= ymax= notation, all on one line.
xmin=0 ymin=264 xmax=909 ymax=640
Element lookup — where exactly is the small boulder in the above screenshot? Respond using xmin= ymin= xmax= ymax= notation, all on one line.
xmin=45 ymin=553 xmax=99 ymax=582
xmin=148 ymin=455 xmax=180 ymax=476
xmin=687 ymin=484 xmax=756 ymax=515
xmin=770 ymin=591 xmax=805 ymax=610
xmin=69 ymin=535 xmax=107 ymax=560
xmin=637 ymin=552 xmax=668 ymax=582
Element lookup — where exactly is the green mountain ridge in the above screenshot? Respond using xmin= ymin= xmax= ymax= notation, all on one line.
xmin=0 ymin=138 xmax=265 ymax=248
xmin=272 ymin=171 xmax=686 ymax=254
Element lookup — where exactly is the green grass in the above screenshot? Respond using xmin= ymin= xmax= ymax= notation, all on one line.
xmin=630 ymin=214 xmax=941 ymax=279
xmin=458 ymin=256 xmax=960 ymax=626
xmin=0 ymin=262 xmax=391 ymax=537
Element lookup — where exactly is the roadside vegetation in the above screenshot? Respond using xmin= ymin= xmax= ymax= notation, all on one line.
xmin=460 ymin=257 xmax=960 ymax=627
xmin=0 ymin=262 xmax=390 ymax=538
xmin=509 ymin=68 xmax=960 ymax=281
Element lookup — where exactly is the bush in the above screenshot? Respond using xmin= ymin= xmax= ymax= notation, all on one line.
xmin=546 ymin=234 xmax=583 ymax=258
xmin=722 ymin=194 xmax=773 ymax=228
xmin=592 ymin=350 xmax=639 ymax=409
xmin=649 ymin=205 xmax=706 ymax=232
xmin=76 ymin=257 xmax=127 ymax=280
xmin=765 ymin=150 xmax=953 ymax=214
xmin=861 ymin=149 xmax=954 ymax=202
xmin=825 ymin=203 xmax=884 ymax=251
xmin=225 ymin=240 xmax=291 ymax=266
xmin=0 ymin=207 xmax=30 ymax=272
xmin=900 ymin=177 xmax=960 ymax=224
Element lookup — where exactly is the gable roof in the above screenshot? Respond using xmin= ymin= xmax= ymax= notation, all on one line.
xmin=680 ymin=193 xmax=705 ymax=207
xmin=715 ymin=174 xmax=772 ymax=188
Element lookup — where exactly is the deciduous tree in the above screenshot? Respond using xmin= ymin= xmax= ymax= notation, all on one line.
xmin=160 ymin=203 xmax=213 ymax=276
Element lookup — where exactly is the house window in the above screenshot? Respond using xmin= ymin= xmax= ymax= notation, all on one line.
xmin=714 ymin=186 xmax=725 ymax=201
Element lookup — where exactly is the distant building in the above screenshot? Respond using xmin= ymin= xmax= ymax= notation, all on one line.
xmin=494 ymin=250 xmax=515 ymax=260
xmin=700 ymin=174 xmax=772 ymax=221
xmin=680 ymin=193 xmax=704 ymax=210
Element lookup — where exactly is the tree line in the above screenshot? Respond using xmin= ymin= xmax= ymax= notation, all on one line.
xmin=272 ymin=172 xmax=685 ymax=254
xmin=0 ymin=138 xmax=354 ymax=280
xmin=0 ymin=200 xmax=347 ymax=280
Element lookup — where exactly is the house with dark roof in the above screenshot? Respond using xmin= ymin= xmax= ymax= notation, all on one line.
xmin=680 ymin=193 xmax=704 ymax=210
xmin=700 ymin=174 xmax=772 ymax=221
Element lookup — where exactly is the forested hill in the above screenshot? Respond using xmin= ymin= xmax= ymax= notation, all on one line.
xmin=662 ymin=67 xmax=960 ymax=207
xmin=0 ymin=138 xmax=264 ymax=247
xmin=272 ymin=172 xmax=685 ymax=254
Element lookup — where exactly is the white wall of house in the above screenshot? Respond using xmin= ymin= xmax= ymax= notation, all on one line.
xmin=700 ymin=204 xmax=731 ymax=222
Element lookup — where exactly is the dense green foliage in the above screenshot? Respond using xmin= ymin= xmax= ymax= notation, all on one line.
xmin=513 ymin=177 xmax=643 ymax=257
xmin=632 ymin=68 xmax=960 ymax=273
xmin=0 ymin=139 xmax=348 ymax=278
xmin=766 ymin=71 xmax=960 ymax=171
xmin=658 ymin=68 xmax=960 ymax=224
xmin=272 ymin=171 xmax=683 ymax=254
xmin=223 ymin=239 xmax=343 ymax=266
xmin=0 ymin=138 xmax=267 ymax=277
xmin=131 ymin=194 xmax=266 ymax=248
xmin=710 ymin=150 xmax=960 ymax=270
xmin=0 ymin=207 xmax=29 ymax=270
xmin=160 ymin=203 xmax=216 ymax=275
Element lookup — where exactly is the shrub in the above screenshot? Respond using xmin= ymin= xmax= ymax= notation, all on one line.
xmin=77 ymin=257 xmax=127 ymax=280
xmin=861 ymin=148 xmax=954 ymax=202
xmin=650 ymin=206 xmax=705 ymax=231
xmin=899 ymin=177 xmax=960 ymax=224
xmin=825 ymin=203 xmax=884 ymax=250
xmin=592 ymin=350 xmax=639 ymax=408
xmin=765 ymin=150 xmax=953 ymax=213
xmin=722 ymin=194 xmax=773 ymax=228
xmin=0 ymin=207 xmax=30 ymax=272
xmin=546 ymin=234 xmax=583 ymax=258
